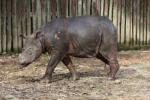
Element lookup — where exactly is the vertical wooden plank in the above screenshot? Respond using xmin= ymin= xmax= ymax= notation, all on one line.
xmin=131 ymin=0 xmax=134 ymax=46
xmin=125 ymin=0 xmax=131 ymax=46
xmin=104 ymin=0 xmax=109 ymax=16
xmin=96 ymin=0 xmax=101 ymax=16
xmin=36 ymin=0 xmax=41 ymax=29
xmin=2 ymin=0 xmax=7 ymax=52
xmin=66 ymin=0 xmax=69 ymax=17
xmin=71 ymin=0 xmax=77 ymax=16
xmin=108 ymin=0 xmax=113 ymax=20
xmin=120 ymin=0 xmax=125 ymax=44
xmin=41 ymin=0 xmax=46 ymax=26
xmin=145 ymin=0 xmax=148 ymax=44
xmin=40 ymin=0 xmax=47 ymax=23
xmin=78 ymin=0 xmax=82 ymax=16
xmin=133 ymin=0 xmax=136 ymax=45
xmin=135 ymin=0 xmax=137 ymax=45
xmin=141 ymin=0 xmax=144 ymax=45
xmin=148 ymin=0 xmax=150 ymax=44
xmin=12 ymin=0 xmax=18 ymax=52
xmin=47 ymin=0 xmax=51 ymax=21
xmin=6 ymin=0 xmax=12 ymax=52
xmin=0 ymin=0 xmax=2 ymax=53
xmin=50 ymin=0 xmax=57 ymax=19
xmin=16 ymin=0 xmax=22 ymax=51
xmin=112 ymin=0 xmax=118 ymax=32
xmin=92 ymin=0 xmax=98 ymax=16
xmin=68 ymin=0 xmax=70 ymax=17
xmin=86 ymin=0 xmax=91 ymax=15
xmin=117 ymin=0 xmax=122 ymax=44
xmin=56 ymin=0 xmax=60 ymax=17
xmin=138 ymin=0 xmax=142 ymax=46
xmin=100 ymin=0 xmax=104 ymax=16
xmin=59 ymin=0 xmax=67 ymax=17
xmin=93 ymin=0 xmax=100 ymax=16
xmin=26 ymin=0 xmax=31 ymax=36
xmin=45 ymin=0 xmax=48 ymax=22
xmin=146 ymin=0 xmax=150 ymax=45
xmin=32 ymin=0 xmax=36 ymax=32
xmin=69 ymin=0 xmax=72 ymax=16
xmin=149 ymin=0 xmax=150 ymax=44
xmin=21 ymin=0 xmax=27 ymax=46
xmin=136 ymin=0 xmax=140 ymax=45
xmin=130 ymin=0 xmax=133 ymax=45
xmin=143 ymin=0 xmax=147 ymax=45
xmin=82 ymin=0 xmax=87 ymax=15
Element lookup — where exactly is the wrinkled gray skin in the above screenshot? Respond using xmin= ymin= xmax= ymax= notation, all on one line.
xmin=19 ymin=16 xmax=119 ymax=82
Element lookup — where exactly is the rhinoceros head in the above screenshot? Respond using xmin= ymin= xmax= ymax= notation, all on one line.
xmin=19 ymin=31 xmax=43 ymax=67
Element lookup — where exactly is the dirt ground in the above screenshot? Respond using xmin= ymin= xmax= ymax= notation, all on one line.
xmin=0 ymin=50 xmax=150 ymax=100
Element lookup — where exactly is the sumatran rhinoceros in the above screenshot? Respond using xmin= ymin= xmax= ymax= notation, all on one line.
xmin=19 ymin=16 xmax=119 ymax=82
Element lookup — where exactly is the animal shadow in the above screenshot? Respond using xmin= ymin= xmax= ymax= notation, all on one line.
xmin=19 ymin=69 xmax=106 ymax=83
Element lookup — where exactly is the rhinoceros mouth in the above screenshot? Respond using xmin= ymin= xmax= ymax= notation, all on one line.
xmin=20 ymin=62 xmax=31 ymax=67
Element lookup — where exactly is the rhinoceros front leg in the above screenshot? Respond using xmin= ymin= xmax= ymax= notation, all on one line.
xmin=62 ymin=56 xmax=79 ymax=80
xmin=41 ymin=51 xmax=64 ymax=82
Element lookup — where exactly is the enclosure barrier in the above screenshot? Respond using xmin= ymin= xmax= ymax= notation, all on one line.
xmin=0 ymin=0 xmax=150 ymax=53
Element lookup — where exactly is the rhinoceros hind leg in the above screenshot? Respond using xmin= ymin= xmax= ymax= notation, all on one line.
xmin=107 ymin=59 xmax=119 ymax=80
xmin=96 ymin=53 xmax=119 ymax=80
xmin=96 ymin=53 xmax=110 ymax=75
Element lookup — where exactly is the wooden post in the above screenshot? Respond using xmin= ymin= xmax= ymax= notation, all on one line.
xmin=148 ymin=0 xmax=150 ymax=44
xmin=41 ymin=0 xmax=46 ymax=25
xmin=138 ymin=0 xmax=142 ymax=46
xmin=104 ymin=0 xmax=109 ymax=17
xmin=37 ymin=0 xmax=41 ymax=28
xmin=82 ymin=0 xmax=87 ymax=15
xmin=131 ymin=0 xmax=137 ymax=45
xmin=117 ymin=0 xmax=122 ymax=44
xmin=78 ymin=0 xmax=82 ymax=16
xmin=120 ymin=0 xmax=125 ymax=45
xmin=26 ymin=0 xmax=31 ymax=36
xmin=141 ymin=0 xmax=144 ymax=45
xmin=71 ymin=0 xmax=77 ymax=16
xmin=32 ymin=0 xmax=37 ymax=32
xmin=109 ymin=0 xmax=113 ymax=20
xmin=86 ymin=0 xmax=91 ymax=15
xmin=100 ymin=0 xmax=104 ymax=16
xmin=0 ymin=0 xmax=2 ymax=53
xmin=2 ymin=0 xmax=7 ymax=52
xmin=12 ymin=0 xmax=18 ymax=52
xmin=137 ymin=0 xmax=140 ymax=46
xmin=50 ymin=0 xmax=57 ymax=19
xmin=125 ymin=0 xmax=131 ymax=46
xmin=47 ymin=0 xmax=51 ymax=21
xmin=143 ymin=0 xmax=147 ymax=45
xmin=6 ymin=0 xmax=12 ymax=52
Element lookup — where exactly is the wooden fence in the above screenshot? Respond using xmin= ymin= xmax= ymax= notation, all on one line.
xmin=0 ymin=0 xmax=150 ymax=53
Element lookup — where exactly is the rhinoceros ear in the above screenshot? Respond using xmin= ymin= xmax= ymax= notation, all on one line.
xmin=19 ymin=33 xmax=27 ymax=39
xmin=32 ymin=31 xmax=41 ymax=39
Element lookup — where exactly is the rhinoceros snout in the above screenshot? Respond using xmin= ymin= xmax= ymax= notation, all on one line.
xmin=18 ymin=54 xmax=30 ymax=67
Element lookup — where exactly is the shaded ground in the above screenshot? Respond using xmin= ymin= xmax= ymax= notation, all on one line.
xmin=0 ymin=50 xmax=150 ymax=100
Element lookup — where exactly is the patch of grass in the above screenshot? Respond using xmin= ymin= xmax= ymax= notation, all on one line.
xmin=118 ymin=44 xmax=150 ymax=51
xmin=135 ymin=74 xmax=146 ymax=80
xmin=141 ymin=67 xmax=150 ymax=72
xmin=96 ymin=85 xmax=104 ymax=92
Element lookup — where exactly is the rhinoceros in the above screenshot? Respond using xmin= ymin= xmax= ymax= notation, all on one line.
xmin=19 ymin=16 xmax=119 ymax=82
